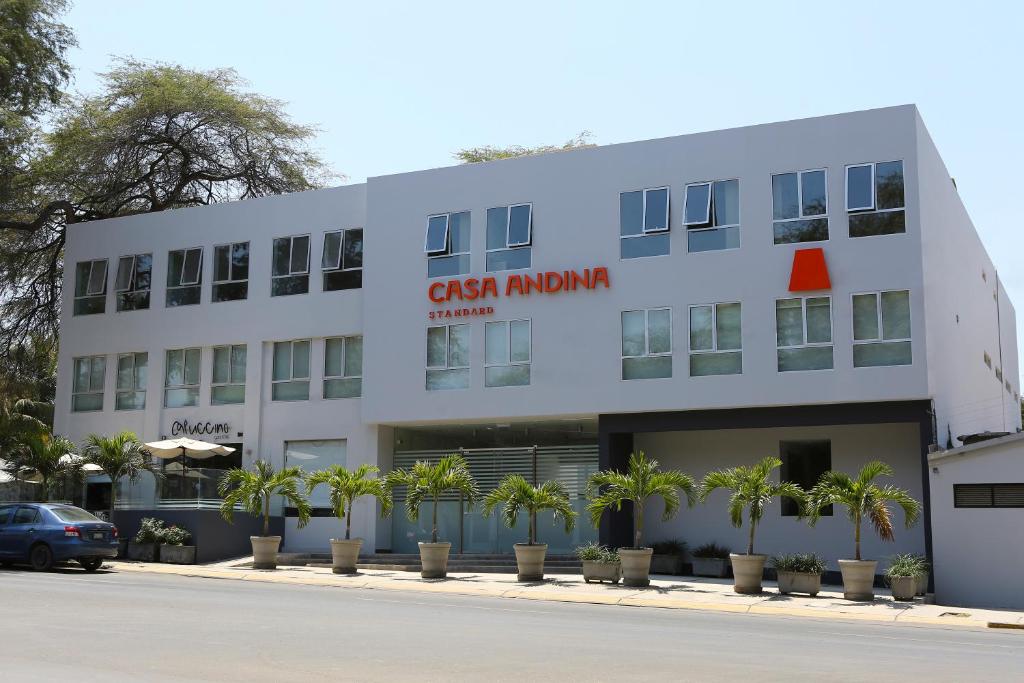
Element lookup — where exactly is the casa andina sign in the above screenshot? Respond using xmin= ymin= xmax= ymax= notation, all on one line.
xmin=427 ymin=266 xmax=610 ymax=320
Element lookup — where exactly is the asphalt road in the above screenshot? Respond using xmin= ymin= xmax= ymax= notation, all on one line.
xmin=1 ymin=567 xmax=1022 ymax=682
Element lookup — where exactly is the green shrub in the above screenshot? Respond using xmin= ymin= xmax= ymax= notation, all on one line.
xmin=771 ymin=553 xmax=826 ymax=574
xmin=134 ymin=517 xmax=165 ymax=544
xmin=691 ymin=542 xmax=730 ymax=559
xmin=161 ymin=525 xmax=192 ymax=546
xmin=575 ymin=542 xmax=618 ymax=563
xmin=651 ymin=540 xmax=686 ymax=556
xmin=886 ymin=553 xmax=928 ymax=578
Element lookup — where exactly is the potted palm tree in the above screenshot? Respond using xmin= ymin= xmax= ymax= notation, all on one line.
xmin=306 ymin=464 xmax=392 ymax=574
xmin=386 ymin=453 xmax=478 ymax=579
xmin=807 ymin=461 xmax=921 ymax=601
xmin=587 ymin=451 xmax=696 ymax=587
xmin=84 ymin=430 xmax=161 ymax=555
xmin=219 ymin=460 xmax=311 ymax=570
xmin=700 ymin=456 xmax=805 ymax=594
xmin=482 ymin=474 xmax=577 ymax=582
xmin=6 ymin=433 xmax=82 ymax=502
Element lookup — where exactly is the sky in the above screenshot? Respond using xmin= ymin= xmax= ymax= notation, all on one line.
xmin=64 ymin=0 xmax=1023 ymax=385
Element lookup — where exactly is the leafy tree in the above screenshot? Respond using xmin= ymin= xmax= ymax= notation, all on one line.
xmin=806 ymin=461 xmax=921 ymax=561
xmin=482 ymin=474 xmax=576 ymax=546
xmin=454 ymin=131 xmax=593 ymax=163
xmin=82 ymin=430 xmax=161 ymax=524
xmin=0 ymin=396 xmax=50 ymax=455
xmin=587 ymin=451 xmax=696 ymax=550
xmin=0 ymin=0 xmax=74 ymax=117
xmin=700 ymin=456 xmax=805 ymax=556
xmin=2 ymin=432 xmax=79 ymax=502
xmin=306 ymin=464 xmax=392 ymax=541
xmin=386 ymin=453 xmax=479 ymax=544
xmin=219 ymin=460 xmax=311 ymax=537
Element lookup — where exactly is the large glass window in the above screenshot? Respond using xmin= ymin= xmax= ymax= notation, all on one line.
xmin=776 ymin=297 xmax=833 ymax=371
xmin=285 ymin=440 xmax=347 ymax=510
xmin=485 ymin=320 xmax=531 ymax=387
xmin=780 ymin=440 xmax=831 ymax=516
xmin=426 ymin=324 xmax=470 ymax=390
xmin=324 ymin=336 xmax=362 ymax=398
xmin=72 ymin=355 xmax=105 ymax=412
xmin=688 ymin=302 xmax=742 ymax=376
xmin=212 ymin=344 xmax=246 ymax=405
xmin=621 ymin=308 xmax=672 ymax=380
xmin=272 ymin=340 xmax=310 ymax=401
xmin=74 ymin=259 xmax=107 ymax=315
xmin=115 ymin=352 xmax=147 ymax=411
xmin=322 ymin=229 xmax=363 ymax=291
xmin=620 ymin=188 xmax=670 ymax=259
xmin=772 ymin=169 xmax=828 ymax=244
xmin=166 ymin=247 xmax=203 ymax=307
xmin=272 ymin=235 xmax=310 ymax=296
xmin=213 ymin=242 xmax=249 ymax=302
xmin=164 ymin=348 xmax=201 ymax=407
xmin=486 ymin=205 xmax=533 ymax=272
xmin=425 ymin=211 xmax=471 ymax=278
xmin=114 ymin=253 xmax=152 ymax=311
xmin=852 ymin=290 xmax=912 ymax=367
xmin=684 ymin=179 xmax=740 ymax=252
xmin=846 ymin=160 xmax=905 ymax=237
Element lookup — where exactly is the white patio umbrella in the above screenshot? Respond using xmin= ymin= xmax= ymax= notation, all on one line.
xmin=143 ymin=437 xmax=236 ymax=460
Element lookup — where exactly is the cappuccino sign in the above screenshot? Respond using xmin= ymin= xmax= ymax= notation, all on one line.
xmin=170 ymin=418 xmax=232 ymax=439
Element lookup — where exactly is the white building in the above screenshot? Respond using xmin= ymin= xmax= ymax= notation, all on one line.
xmin=55 ymin=105 xmax=1020 ymax=571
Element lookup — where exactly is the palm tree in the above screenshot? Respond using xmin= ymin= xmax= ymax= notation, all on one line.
xmin=587 ymin=451 xmax=697 ymax=549
xmin=0 ymin=397 xmax=50 ymax=455
xmin=219 ymin=460 xmax=311 ymax=536
xmin=483 ymin=474 xmax=576 ymax=546
xmin=807 ymin=461 xmax=920 ymax=561
xmin=4 ymin=433 xmax=81 ymax=502
xmin=306 ymin=464 xmax=392 ymax=540
xmin=83 ymin=431 xmax=161 ymax=524
xmin=700 ymin=456 xmax=806 ymax=556
xmin=386 ymin=453 xmax=479 ymax=544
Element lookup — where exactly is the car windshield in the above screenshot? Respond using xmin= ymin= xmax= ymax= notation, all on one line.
xmin=50 ymin=506 xmax=102 ymax=523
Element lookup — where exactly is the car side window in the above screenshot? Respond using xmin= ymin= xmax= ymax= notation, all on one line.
xmin=12 ymin=507 xmax=39 ymax=525
xmin=0 ymin=506 xmax=13 ymax=525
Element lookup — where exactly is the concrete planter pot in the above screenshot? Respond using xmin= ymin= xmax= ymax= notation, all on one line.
xmin=251 ymin=536 xmax=281 ymax=570
xmin=914 ymin=574 xmax=927 ymax=596
xmin=330 ymin=538 xmax=363 ymax=574
xmin=117 ymin=538 xmax=130 ymax=559
xmin=159 ymin=545 xmax=196 ymax=565
xmin=729 ymin=554 xmax=767 ymax=594
xmin=581 ymin=561 xmax=621 ymax=584
xmin=691 ymin=557 xmax=730 ymax=578
xmin=418 ymin=541 xmax=451 ymax=579
xmin=127 ymin=542 xmax=158 ymax=562
xmin=889 ymin=576 xmax=917 ymax=601
xmin=513 ymin=543 xmax=547 ymax=582
xmin=777 ymin=571 xmax=821 ymax=596
xmin=838 ymin=559 xmax=878 ymax=601
xmin=650 ymin=554 xmax=684 ymax=575
xmin=617 ymin=548 xmax=654 ymax=587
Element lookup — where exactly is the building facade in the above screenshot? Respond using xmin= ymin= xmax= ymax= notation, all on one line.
xmin=54 ymin=106 xmax=1020 ymax=568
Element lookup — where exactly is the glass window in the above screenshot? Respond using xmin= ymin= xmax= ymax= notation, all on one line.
xmin=776 ymin=297 xmax=833 ymax=372
xmin=486 ymin=205 xmax=533 ymax=272
xmin=164 ymin=348 xmax=201 ymax=407
xmin=115 ymin=352 xmax=147 ymax=411
xmin=272 ymin=340 xmax=310 ymax=401
xmin=114 ymin=254 xmax=152 ymax=311
xmin=212 ymin=242 xmax=249 ymax=302
xmin=212 ymin=344 xmax=246 ymax=405
xmin=684 ymin=180 xmax=740 ymax=252
xmin=427 ymin=211 xmax=471 ymax=277
xmin=847 ymin=161 xmax=906 ymax=237
xmin=484 ymin=320 xmax=531 ymax=387
xmin=74 ymin=259 xmax=108 ymax=315
xmin=285 ymin=440 xmax=348 ymax=509
xmin=72 ymin=355 xmax=105 ymax=412
xmin=620 ymin=188 xmax=670 ymax=259
xmin=689 ymin=303 xmax=742 ymax=376
xmin=621 ymin=308 xmax=672 ymax=380
xmin=781 ymin=441 xmax=832 ymax=516
xmin=772 ymin=169 xmax=829 ymax=244
xmin=271 ymin=235 xmax=310 ymax=296
xmin=852 ymin=290 xmax=912 ymax=367
xmin=426 ymin=324 xmax=470 ymax=390
xmin=323 ymin=229 xmax=363 ymax=291
xmin=324 ymin=336 xmax=362 ymax=398
xmin=167 ymin=247 xmax=203 ymax=307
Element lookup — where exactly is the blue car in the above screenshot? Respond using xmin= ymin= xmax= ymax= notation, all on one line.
xmin=0 ymin=503 xmax=119 ymax=571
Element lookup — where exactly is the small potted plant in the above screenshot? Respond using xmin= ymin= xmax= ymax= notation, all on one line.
xmin=701 ymin=456 xmax=806 ymax=594
xmin=650 ymin=540 xmax=686 ymax=575
xmin=886 ymin=553 xmax=924 ymax=601
xmin=219 ymin=460 xmax=311 ymax=570
xmin=482 ymin=474 xmax=577 ymax=582
xmin=386 ymin=453 xmax=479 ymax=579
xmin=159 ymin=525 xmax=195 ymax=564
xmin=691 ymin=543 xmax=731 ymax=578
xmin=128 ymin=517 xmax=164 ymax=562
xmin=306 ymin=464 xmax=392 ymax=574
xmin=912 ymin=554 xmax=930 ymax=596
xmin=771 ymin=553 xmax=825 ymax=596
xmin=577 ymin=542 xmax=621 ymax=584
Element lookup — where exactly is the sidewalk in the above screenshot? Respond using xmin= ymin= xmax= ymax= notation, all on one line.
xmin=110 ymin=559 xmax=1024 ymax=631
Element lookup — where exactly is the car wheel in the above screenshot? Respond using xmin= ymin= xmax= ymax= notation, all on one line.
xmin=80 ymin=558 xmax=103 ymax=572
xmin=30 ymin=544 xmax=54 ymax=572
